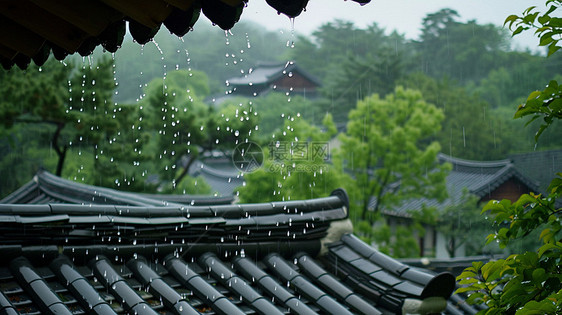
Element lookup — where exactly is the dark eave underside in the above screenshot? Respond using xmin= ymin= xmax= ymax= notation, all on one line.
xmin=0 ymin=0 xmax=371 ymax=70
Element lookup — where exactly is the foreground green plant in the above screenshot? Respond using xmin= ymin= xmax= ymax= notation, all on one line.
xmin=457 ymin=2 xmax=562 ymax=313
xmin=506 ymin=0 xmax=562 ymax=141
xmin=457 ymin=175 xmax=562 ymax=313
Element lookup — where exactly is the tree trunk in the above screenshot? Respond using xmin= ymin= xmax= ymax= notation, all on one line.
xmin=447 ymin=237 xmax=456 ymax=258
xmin=52 ymin=122 xmax=68 ymax=176
xmin=174 ymin=150 xmax=204 ymax=187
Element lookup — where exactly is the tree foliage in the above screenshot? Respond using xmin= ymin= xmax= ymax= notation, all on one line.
xmin=458 ymin=3 xmax=562 ymax=313
xmin=237 ymin=113 xmax=342 ymax=203
xmin=418 ymin=8 xmax=510 ymax=83
xmin=336 ymin=87 xmax=449 ymax=222
xmin=400 ymin=73 xmax=516 ymax=160
xmin=436 ymin=191 xmax=491 ymax=257
xmin=140 ymin=69 xmax=258 ymax=190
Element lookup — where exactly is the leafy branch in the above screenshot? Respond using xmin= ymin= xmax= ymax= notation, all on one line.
xmin=505 ymin=1 xmax=562 ymax=141
xmin=457 ymin=3 xmax=562 ymax=314
xmin=504 ymin=0 xmax=562 ymax=57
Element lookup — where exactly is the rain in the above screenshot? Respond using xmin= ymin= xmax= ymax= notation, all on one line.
xmin=1 ymin=1 xmax=562 ymax=314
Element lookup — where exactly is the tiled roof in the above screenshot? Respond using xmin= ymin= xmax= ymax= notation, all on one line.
xmin=438 ymin=153 xmax=539 ymax=199
xmin=0 ymin=236 xmax=463 ymax=315
xmin=227 ymin=61 xmax=321 ymax=87
xmin=1 ymin=170 xmax=235 ymax=206
xmin=510 ymin=149 xmax=562 ymax=193
xmin=0 ymin=0 xmax=371 ymax=70
xmin=0 ymin=172 xmax=465 ymax=314
xmin=378 ymin=153 xmax=540 ymax=217
xmin=189 ymin=160 xmax=245 ymax=197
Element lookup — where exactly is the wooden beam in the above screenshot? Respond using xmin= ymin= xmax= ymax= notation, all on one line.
xmin=163 ymin=0 xmax=196 ymax=11
xmin=30 ymin=0 xmax=123 ymax=36
xmin=100 ymin=0 xmax=172 ymax=29
xmin=0 ymin=43 xmax=17 ymax=60
xmin=221 ymin=0 xmax=244 ymax=7
xmin=0 ymin=16 xmax=45 ymax=57
xmin=0 ymin=1 xmax=88 ymax=53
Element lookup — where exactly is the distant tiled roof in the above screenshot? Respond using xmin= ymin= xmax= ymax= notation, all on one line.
xmin=1 ymin=0 xmax=371 ymax=70
xmin=510 ymin=149 xmax=562 ymax=193
xmin=189 ymin=160 xmax=245 ymax=197
xmin=227 ymin=61 xmax=321 ymax=87
xmin=378 ymin=153 xmax=540 ymax=217
xmin=0 ymin=170 xmax=235 ymax=206
xmin=439 ymin=153 xmax=539 ymax=200
xmin=0 ymin=174 xmax=465 ymax=314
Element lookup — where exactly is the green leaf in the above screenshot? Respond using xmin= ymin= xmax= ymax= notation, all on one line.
xmin=540 ymin=228 xmax=553 ymax=243
xmin=459 ymin=277 xmax=480 ymax=285
xmin=549 ymin=98 xmax=562 ymax=113
xmin=482 ymin=260 xmax=504 ymax=281
xmin=538 ymin=243 xmax=562 ymax=257
xmin=546 ymin=4 xmax=558 ymax=16
xmin=457 ymin=270 xmax=477 ymax=280
xmin=548 ymin=43 xmax=561 ymax=56
xmin=466 ymin=292 xmax=484 ymax=304
xmin=540 ymin=34 xmax=554 ymax=46
xmin=518 ymin=300 xmax=556 ymax=314
xmin=527 ymin=91 xmax=542 ymax=101
xmin=523 ymin=6 xmax=537 ymax=15
xmin=524 ymin=114 xmax=541 ymax=126
xmin=513 ymin=26 xmax=525 ymax=36
xmin=538 ymin=15 xmax=552 ymax=25
xmin=532 ymin=268 xmax=547 ymax=284
xmin=455 ymin=286 xmax=476 ymax=294
xmin=535 ymin=123 xmax=550 ymax=142
xmin=504 ymin=14 xmax=519 ymax=27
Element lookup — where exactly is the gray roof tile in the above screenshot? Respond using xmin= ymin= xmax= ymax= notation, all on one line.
xmin=380 ymin=153 xmax=542 ymax=216
xmin=0 ymin=174 xmax=465 ymax=314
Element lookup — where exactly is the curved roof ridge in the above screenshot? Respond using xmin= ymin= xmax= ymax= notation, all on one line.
xmin=437 ymin=153 xmax=511 ymax=169
xmin=470 ymin=163 xmax=540 ymax=197
xmin=36 ymin=170 xmax=181 ymax=206
xmin=254 ymin=60 xmax=288 ymax=67
xmin=192 ymin=160 xmax=243 ymax=178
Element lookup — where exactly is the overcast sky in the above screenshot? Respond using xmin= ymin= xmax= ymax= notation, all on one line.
xmin=240 ymin=0 xmax=545 ymax=51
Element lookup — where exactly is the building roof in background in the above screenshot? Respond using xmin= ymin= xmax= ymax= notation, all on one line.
xmin=227 ymin=61 xmax=321 ymax=87
xmin=189 ymin=160 xmax=245 ymax=197
xmin=0 ymin=0 xmax=370 ymax=70
xmin=0 ymin=173 xmax=468 ymax=314
xmin=0 ymin=169 xmax=235 ymax=206
xmin=510 ymin=149 xmax=562 ymax=193
xmin=379 ymin=152 xmax=541 ymax=217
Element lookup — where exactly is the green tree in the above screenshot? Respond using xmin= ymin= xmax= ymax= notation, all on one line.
xmin=142 ymin=70 xmax=210 ymax=188
xmin=400 ymin=73 xmax=516 ymax=160
xmin=0 ymin=58 xmax=72 ymax=176
xmin=436 ymin=191 xmax=491 ymax=257
xmin=418 ymin=8 xmax=510 ymax=83
xmin=335 ymin=87 xmax=449 ymax=223
xmin=248 ymin=92 xmax=322 ymax=139
xmin=0 ymin=56 xmax=123 ymax=178
xmin=321 ymin=50 xmax=405 ymax=123
xmin=142 ymin=69 xmax=258 ymax=190
xmin=291 ymin=21 xmax=413 ymax=122
xmin=237 ymin=113 xmax=342 ymax=202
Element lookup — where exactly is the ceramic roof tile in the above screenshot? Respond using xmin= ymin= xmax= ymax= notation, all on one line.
xmin=264 ymin=254 xmax=354 ymax=315
xmin=295 ymin=253 xmax=382 ymax=315
xmin=510 ymin=149 xmax=562 ymax=192
xmin=382 ymin=153 xmax=542 ymax=216
xmin=0 ymin=175 xmax=466 ymax=314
